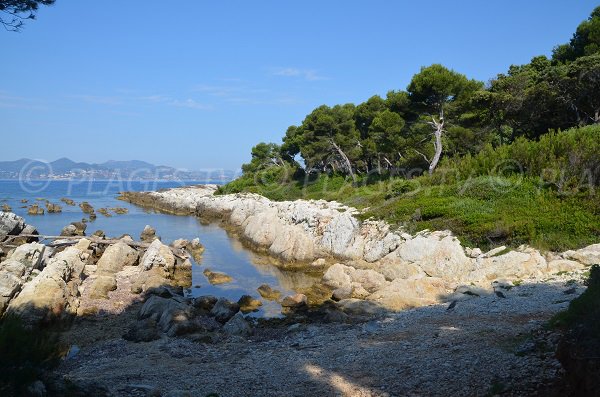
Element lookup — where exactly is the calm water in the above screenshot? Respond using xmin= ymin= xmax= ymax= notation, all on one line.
xmin=0 ymin=180 xmax=316 ymax=317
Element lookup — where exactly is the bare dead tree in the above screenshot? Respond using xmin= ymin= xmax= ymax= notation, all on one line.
xmin=330 ymin=139 xmax=356 ymax=183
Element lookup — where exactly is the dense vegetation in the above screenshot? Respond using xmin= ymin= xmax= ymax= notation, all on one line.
xmin=219 ymin=7 xmax=600 ymax=251
xmin=552 ymin=265 xmax=600 ymax=395
xmin=0 ymin=315 xmax=60 ymax=395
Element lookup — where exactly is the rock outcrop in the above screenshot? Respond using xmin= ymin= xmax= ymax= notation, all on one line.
xmin=118 ymin=186 xmax=600 ymax=312
xmin=0 ymin=212 xmax=38 ymax=245
xmin=7 ymin=241 xmax=90 ymax=324
xmin=0 ymin=242 xmax=46 ymax=315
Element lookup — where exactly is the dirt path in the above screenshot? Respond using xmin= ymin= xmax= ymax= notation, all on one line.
xmin=55 ymin=278 xmax=579 ymax=396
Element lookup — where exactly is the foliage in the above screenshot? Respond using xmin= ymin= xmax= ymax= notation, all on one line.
xmin=220 ymin=125 xmax=600 ymax=252
xmin=552 ymin=265 xmax=600 ymax=330
xmin=0 ymin=314 xmax=60 ymax=395
xmin=435 ymin=124 xmax=600 ymax=191
xmin=552 ymin=6 xmax=600 ymax=62
xmin=219 ymin=7 xmax=600 ymax=252
xmin=0 ymin=0 xmax=55 ymax=31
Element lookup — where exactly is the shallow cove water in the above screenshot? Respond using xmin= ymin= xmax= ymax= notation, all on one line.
xmin=0 ymin=180 xmax=319 ymax=317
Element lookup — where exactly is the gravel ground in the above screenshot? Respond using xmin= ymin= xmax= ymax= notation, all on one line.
xmin=55 ymin=275 xmax=584 ymax=397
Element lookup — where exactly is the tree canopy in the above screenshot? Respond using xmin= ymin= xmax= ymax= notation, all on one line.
xmin=239 ymin=6 xmax=600 ymax=180
xmin=0 ymin=0 xmax=54 ymax=31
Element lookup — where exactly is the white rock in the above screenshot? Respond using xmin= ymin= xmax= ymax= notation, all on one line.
xmin=563 ymin=244 xmax=600 ymax=265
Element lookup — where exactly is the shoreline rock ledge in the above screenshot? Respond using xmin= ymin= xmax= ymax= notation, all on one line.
xmin=119 ymin=186 xmax=597 ymax=310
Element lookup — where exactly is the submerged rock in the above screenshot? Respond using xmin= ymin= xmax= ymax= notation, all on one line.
xmin=187 ymin=238 xmax=205 ymax=262
xmin=60 ymin=197 xmax=76 ymax=206
xmin=79 ymin=201 xmax=95 ymax=214
xmin=98 ymin=208 xmax=112 ymax=217
xmin=27 ymin=204 xmax=44 ymax=215
xmin=257 ymin=284 xmax=281 ymax=301
xmin=203 ymin=269 xmax=233 ymax=285
xmin=45 ymin=202 xmax=62 ymax=213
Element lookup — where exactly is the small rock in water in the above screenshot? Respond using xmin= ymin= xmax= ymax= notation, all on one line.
xmin=281 ymin=293 xmax=307 ymax=308
xmin=187 ymin=237 xmax=205 ymax=261
xmin=27 ymin=204 xmax=44 ymax=215
xmin=238 ymin=295 xmax=263 ymax=313
xmin=1 ymin=203 xmax=11 ymax=212
xmin=79 ymin=201 xmax=95 ymax=214
xmin=203 ymin=268 xmax=233 ymax=285
xmin=60 ymin=197 xmax=76 ymax=206
xmin=45 ymin=202 xmax=62 ymax=213
xmin=257 ymin=284 xmax=281 ymax=300
xmin=98 ymin=208 xmax=112 ymax=217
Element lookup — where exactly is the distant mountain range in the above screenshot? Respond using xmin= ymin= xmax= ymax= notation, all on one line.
xmin=0 ymin=158 xmax=236 ymax=182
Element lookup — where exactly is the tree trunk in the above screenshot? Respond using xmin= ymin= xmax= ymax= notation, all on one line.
xmin=428 ymin=110 xmax=445 ymax=175
xmin=330 ymin=140 xmax=357 ymax=182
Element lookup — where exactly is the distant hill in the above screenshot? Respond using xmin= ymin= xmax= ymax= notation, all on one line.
xmin=0 ymin=158 xmax=235 ymax=182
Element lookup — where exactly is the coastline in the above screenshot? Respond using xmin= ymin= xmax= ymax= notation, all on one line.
xmin=118 ymin=185 xmax=598 ymax=311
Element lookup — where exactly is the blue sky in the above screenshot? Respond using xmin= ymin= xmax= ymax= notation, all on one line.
xmin=1 ymin=0 xmax=597 ymax=171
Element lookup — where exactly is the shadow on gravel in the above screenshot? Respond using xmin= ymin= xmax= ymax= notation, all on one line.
xmin=2 ymin=276 xmax=586 ymax=397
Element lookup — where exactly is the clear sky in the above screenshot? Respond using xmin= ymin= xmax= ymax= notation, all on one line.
xmin=1 ymin=0 xmax=597 ymax=171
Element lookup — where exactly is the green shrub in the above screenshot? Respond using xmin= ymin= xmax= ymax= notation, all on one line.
xmin=0 ymin=315 xmax=60 ymax=395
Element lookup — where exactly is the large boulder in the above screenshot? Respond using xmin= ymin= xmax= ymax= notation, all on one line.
xmin=467 ymin=249 xmax=547 ymax=282
xmin=7 ymin=243 xmax=90 ymax=324
xmin=96 ymin=242 xmax=139 ymax=274
xmin=396 ymin=232 xmax=472 ymax=281
xmin=88 ymin=275 xmax=117 ymax=300
xmin=367 ymin=277 xmax=451 ymax=310
xmin=563 ymin=244 xmax=600 ymax=266
xmin=223 ymin=312 xmax=252 ymax=336
xmin=0 ymin=243 xmax=46 ymax=315
xmin=210 ymin=298 xmax=239 ymax=323
xmin=140 ymin=239 xmax=175 ymax=274
xmin=0 ymin=212 xmax=25 ymax=240
xmin=323 ymin=263 xmax=388 ymax=299
xmin=321 ymin=213 xmax=360 ymax=259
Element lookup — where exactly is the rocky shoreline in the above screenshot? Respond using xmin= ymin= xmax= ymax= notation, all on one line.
xmin=119 ymin=185 xmax=598 ymax=312
xmin=1 ymin=183 xmax=599 ymax=395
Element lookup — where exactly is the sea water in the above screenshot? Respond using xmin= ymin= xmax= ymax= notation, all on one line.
xmin=0 ymin=180 xmax=317 ymax=316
